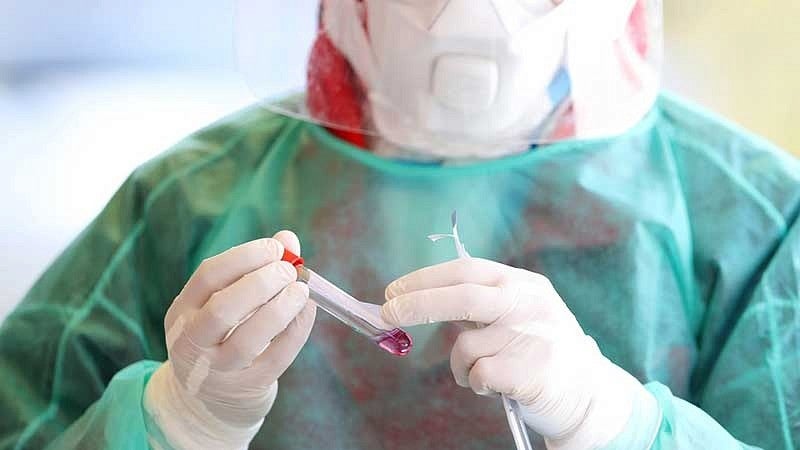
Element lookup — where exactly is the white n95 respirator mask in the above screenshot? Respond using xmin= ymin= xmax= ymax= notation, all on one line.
xmin=236 ymin=0 xmax=663 ymax=158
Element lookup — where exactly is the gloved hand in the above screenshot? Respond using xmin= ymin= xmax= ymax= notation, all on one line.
xmin=381 ymin=258 xmax=659 ymax=450
xmin=144 ymin=231 xmax=316 ymax=450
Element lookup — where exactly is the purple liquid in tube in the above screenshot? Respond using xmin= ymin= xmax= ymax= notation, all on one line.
xmin=375 ymin=328 xmax=413 ymax=356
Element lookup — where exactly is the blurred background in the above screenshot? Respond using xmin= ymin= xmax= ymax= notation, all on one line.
xmin=1 ymin=1 xmax=798 ymax=319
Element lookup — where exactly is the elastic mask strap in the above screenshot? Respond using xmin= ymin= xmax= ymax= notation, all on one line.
xmin=322 ymin=0 xmax=377 ymax=89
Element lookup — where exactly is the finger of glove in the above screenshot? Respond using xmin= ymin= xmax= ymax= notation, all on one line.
xmin=272 ymin=230 xmax=301 ymax=256
xmin=178 ymin=238 xmax=286 ymax=311
xmin=450 ymin=326 xmax=512 ymax=388
xmin=385 ymin=258 xmax=508 ymax=300
xmin=469 ymin=347 xmax=558 ymax=403
xmin=187 ymin=261 xmax=297 ymax=346
xmin=467 ymin=355 xmax=508 ymax=397
xmin=246 ymin=301 xmax=317 ymax=381
xmin=382 ymin=283 xmax=512 ymax=327
xmin=217 ymin=282 xmax=310 ymax=370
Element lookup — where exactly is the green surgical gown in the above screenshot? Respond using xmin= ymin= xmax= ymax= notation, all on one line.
xmin=1 ymin=93 xmax=799 ymax=450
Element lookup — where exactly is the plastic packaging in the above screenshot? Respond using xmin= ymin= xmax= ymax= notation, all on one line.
xmin=430 ymin=212 xmax=535 ymax=450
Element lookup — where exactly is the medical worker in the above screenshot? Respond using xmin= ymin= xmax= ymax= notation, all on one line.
xmin=1 ymin=0 xmax=798 ymax=449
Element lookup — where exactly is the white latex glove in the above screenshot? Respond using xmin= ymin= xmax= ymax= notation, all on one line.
xmin=144 ymin=231 xmax=316 ymax=450
xmin=382 ymin=258 xmax=659 ymax=450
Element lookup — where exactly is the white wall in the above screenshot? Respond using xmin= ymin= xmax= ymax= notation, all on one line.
xmin=0 ymin=67 xmax=253 ymax=319
xmin=0 ymin=0 xmax=235 ymax=64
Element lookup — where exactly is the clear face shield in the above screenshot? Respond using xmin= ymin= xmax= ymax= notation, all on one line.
xmin=236 ymin=0 xmax=663 ymax=159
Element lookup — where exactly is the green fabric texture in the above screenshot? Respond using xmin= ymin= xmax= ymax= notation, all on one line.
xmin=44 ymin=361 xmax=158 ymax=450
xmin=644 ymin=382 xmax=764 ymax=450
xmin=1 ymin=93 xmax=798 ymax=449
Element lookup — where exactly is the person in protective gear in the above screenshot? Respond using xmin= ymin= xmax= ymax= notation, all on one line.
xmin=2 ymin=0 xmax=799 ymax=449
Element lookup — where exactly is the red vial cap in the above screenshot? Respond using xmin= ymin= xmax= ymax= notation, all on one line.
xmin=281 ymin=249 xmax=305 ymax=267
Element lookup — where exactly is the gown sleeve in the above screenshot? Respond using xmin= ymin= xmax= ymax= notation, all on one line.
xmin=640 ymin=214 xmax=800 ymax=450
xmin=0 ymin=106 xmax=281 ymax=449
xmin=625 ymin=97 xmax=800 ymax=450
xmin=0 ymin=164 xmax=171 ymax=449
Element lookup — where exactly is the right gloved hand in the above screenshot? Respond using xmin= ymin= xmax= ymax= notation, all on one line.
xmin=144 ymin=231 xmax=316 ymax=450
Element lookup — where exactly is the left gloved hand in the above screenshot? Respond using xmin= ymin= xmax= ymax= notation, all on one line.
xmin=381 ymin=258 xmax=658 ymax=450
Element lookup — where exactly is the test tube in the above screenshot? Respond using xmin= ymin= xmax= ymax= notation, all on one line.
xmin=282 ymin=250 xmax=412 ymax=356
